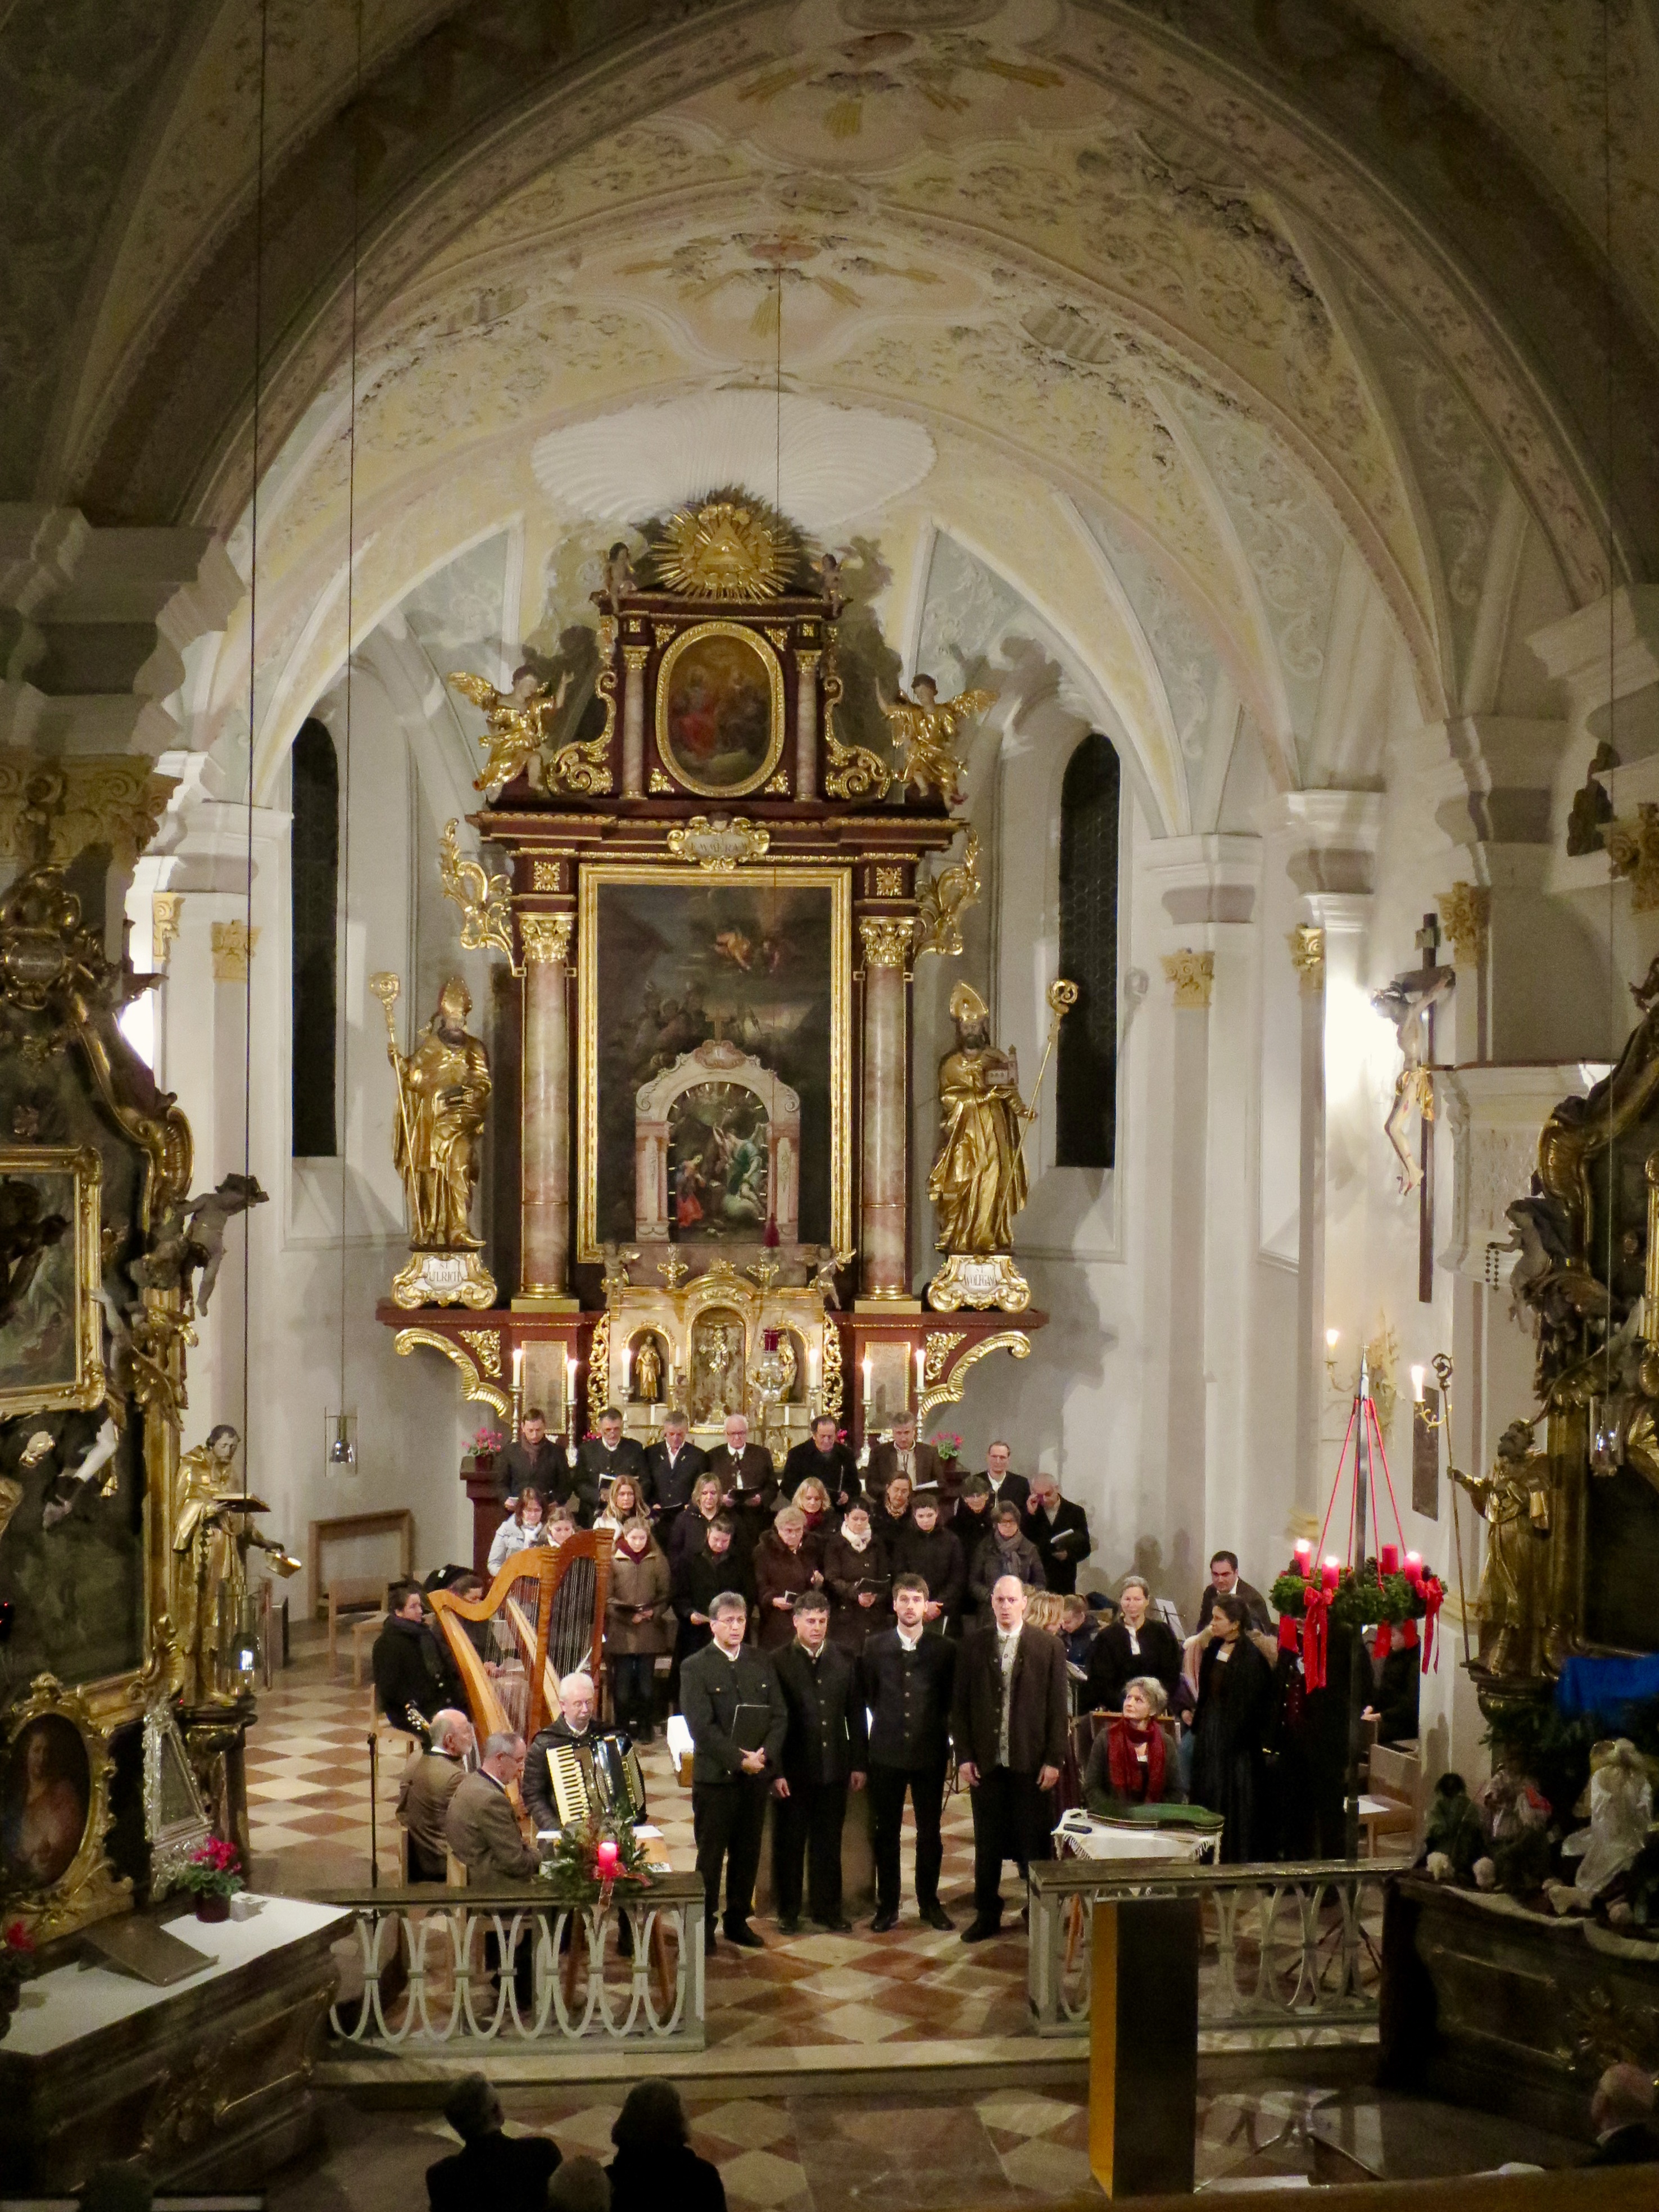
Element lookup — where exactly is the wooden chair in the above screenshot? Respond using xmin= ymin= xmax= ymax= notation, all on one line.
xmin=348 ymin=1606 xmax=388 ymax=1688
xmin=327 ymin=1575 xmax=389 ymax=1681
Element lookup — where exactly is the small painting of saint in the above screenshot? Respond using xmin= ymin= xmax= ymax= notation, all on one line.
xmin=659 ymin=632 xmax=778 ymax=793
xmin=2 ymin=1711 xmax=90 ymax=1889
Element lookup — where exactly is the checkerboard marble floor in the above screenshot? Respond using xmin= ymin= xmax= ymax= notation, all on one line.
xmin=245 ymin=1644 xmax=1032 ymax=2048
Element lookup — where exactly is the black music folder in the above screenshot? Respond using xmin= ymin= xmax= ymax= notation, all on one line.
xmin=732 ymin=1701 xmax=773 ymax=1753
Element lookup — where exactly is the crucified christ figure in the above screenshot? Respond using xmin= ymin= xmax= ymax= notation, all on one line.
xmin=1371 ymin=963 xmax=1456 ymax=1193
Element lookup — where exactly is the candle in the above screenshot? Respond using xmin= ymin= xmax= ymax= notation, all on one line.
xmin=1326 ymin=1328 xmax=1339 ymax=1350
xmin=808 ymin=1343 xmax=820 ymax=1389
xmin=1293 ymin=1540 xmax=1312 ymax=1574
xmin=595 ymin=1838 xmax=619 ymax=1876
xmin=914 ymin=1347 xmax=925 ymax=1399
xmin=862 ymin=1354 xmax=872 ymax=1404
xmin=1409 ymin=1364 xmax=1425 ymax=1402
xmin=512 ymin=1345 xmax=524 ymax=1391
xmin=1406 ymin=1551 xmax=1421 ymax=1569
xmin=622 ymin=1345 xmax=633 ymax=1393
xmin=1321 ymin=1557 xmax=1340 ymax=1593
xmin=1380 ymin=1543 xmax=1399 ymax=1575
xmin=565 ymin=1352 xmax=577 ymax=1408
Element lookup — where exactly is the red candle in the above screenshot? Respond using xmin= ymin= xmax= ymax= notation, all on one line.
xmin=596 ymin=1839 xmax=620 ymax=1876
xmin=1380 ymin=1544 xmax=1399 ymax=1575
xmin=1321 ymin=1558 xmax=1340 ymax=1593
xmin=1293 ymin=1541 xmax=1312 ymax=1571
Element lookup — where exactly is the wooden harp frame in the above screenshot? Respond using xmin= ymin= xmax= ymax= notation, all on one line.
xmin=429 ymin=1531 xmax=613 ymax=1746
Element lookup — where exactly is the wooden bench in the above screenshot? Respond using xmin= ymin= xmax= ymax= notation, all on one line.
xmin=307 ymin=1508 xmax=414 ymax=1620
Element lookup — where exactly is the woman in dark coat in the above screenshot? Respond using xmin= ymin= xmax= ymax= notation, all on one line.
xmin=609 ymin=2080 xmax=726 ymax=2212
xmin=753 ymin=1505 xmax=824 ymax=1650
xmin=1189 ymin=1593 xmax=1275 ymax=1861
xmin=1084 ymin=1575 xmax=1183 ymax=1710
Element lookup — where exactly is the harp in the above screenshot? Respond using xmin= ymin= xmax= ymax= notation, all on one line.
xmin=429 ymin=1530 xmax=613 ymax=1747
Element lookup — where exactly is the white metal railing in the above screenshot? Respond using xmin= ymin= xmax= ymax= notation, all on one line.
xmin=319 ymin=1874 xmax=705 ymax=2047
xmin=1027 ymin=1859 xmax=1389 ymax=2037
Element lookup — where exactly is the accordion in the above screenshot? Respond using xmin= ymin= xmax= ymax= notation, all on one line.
xmin=545 ymin=1731 xmax=648 ymax=1830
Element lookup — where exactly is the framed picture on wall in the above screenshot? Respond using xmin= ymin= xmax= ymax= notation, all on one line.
xmin=0 ymin=1144 xmax=105 ymax=1415
xmin=577 ymin=865 xmax=852 ymax=1264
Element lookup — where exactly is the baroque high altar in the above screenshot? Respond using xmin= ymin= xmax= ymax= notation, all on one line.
xmin=373 ymin=497 xmax=1059 ymax=1552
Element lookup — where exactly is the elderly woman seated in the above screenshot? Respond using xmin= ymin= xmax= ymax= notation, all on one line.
xmin=1084 ymin=1676 xmax=1180 ymax=1812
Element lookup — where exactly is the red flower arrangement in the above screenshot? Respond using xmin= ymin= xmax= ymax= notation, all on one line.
xmin=179 ymin=1836 xmax=244 ymax=1900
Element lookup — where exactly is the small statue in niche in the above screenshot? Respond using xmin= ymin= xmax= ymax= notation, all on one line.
xmin=633 ymin=1336 xmax=662 ymax=1404
xmin=1370 ymin=963 xmax=1456 ymax=1193
xmin=879 ymin=675 xmax=994 ymax=806
xmin=927 ymin=982 xmax=1030 ymax=1255
xmin=171 ymin=1424 xmax=300 ymax=1706
xmin=448 ymin=663 xmax=572 ymax=796
xmin=1452 ymin=1417 xmax=1552 ymax=1679
xmin=384 ymin=977 xmax=492 ymax=1250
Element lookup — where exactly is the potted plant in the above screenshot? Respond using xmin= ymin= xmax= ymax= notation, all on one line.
xmin=470 ymin=1425 xmax=504 ymax=1474
xmin=930 ymin=1432 xmax=964 ymax=1468
xmin=178 ymin=1836 xmax=244 ymax=1921
xmin=0 ymin=1921 xmax=35 ymax=2042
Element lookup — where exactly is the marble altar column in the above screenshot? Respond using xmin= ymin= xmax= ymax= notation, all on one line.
xmin=859 ymin=914 xmax=915 ymax=1302
xmin=795 ymin=650 xmax=819 ymax=799
xmin=519 ymin=911 xmax=575 ymax=1304
xmin=621 ymin=646 xmax=649 ymax=797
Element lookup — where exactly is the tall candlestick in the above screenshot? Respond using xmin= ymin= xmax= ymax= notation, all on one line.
xmin=512 ymin=1344 xmax=525 ymax=1391
xmin=914 ymin=1346 xmax=925 ymax=1403
xmin=861 ymin=1353 xmax=872 ymax=1404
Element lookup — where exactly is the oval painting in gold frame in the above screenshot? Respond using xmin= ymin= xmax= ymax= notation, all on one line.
xmin=655 ymin=622 xmax=785 ymax=798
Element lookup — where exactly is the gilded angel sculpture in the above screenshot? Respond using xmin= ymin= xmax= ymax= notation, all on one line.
xmin=448 ymin=663 xmax=571 ymax=797
xmin=880 ymin=676 xmax=994 ymax=805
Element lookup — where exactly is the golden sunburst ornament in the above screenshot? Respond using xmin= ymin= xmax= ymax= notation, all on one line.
xmin=654 ymin=498 xmax=791 ymax=600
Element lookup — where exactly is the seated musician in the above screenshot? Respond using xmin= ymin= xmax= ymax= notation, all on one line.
xmin=1084 ymin=1676 xmax=1177 ymax=1813
xmin=523 ymin=1670 xmax=596 ymax=1835
xmin=373 ymin=1581 xmax=465 ymax=1738
xmin=444 ymin=1731 xmax=540 ymax=1881
xmin=396 ymin=1708 xmax=474 ymax=1881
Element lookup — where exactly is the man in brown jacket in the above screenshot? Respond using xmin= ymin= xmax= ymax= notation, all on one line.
xmin=951 ymin=1574 xmax=1069 ymax=1942
xmin=867 ymin=1412 xmax=948 ymax=1504
xmin=395 ymin=1707 xmax=473 ymax=1880
xmin=445 ymin=1730 xmax=541 ymax=1883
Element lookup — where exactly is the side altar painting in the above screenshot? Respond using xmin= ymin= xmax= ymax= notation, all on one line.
xmin=580 ymin=867 xmax=850 ymax=1264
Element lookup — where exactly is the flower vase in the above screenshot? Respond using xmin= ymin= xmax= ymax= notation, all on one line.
xmin=194 ymin=1891 xmax=231 ymax=1923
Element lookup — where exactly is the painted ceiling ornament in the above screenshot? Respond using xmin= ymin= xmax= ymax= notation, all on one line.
xmin=652 ymin=497 xmax=794 ymax=601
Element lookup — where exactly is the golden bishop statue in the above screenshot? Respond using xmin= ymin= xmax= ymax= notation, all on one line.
xmin=372 ymin=971 xmax=497 ymax=1308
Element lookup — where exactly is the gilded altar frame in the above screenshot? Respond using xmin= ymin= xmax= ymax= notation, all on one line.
xmin=576 ymin=862 xmax=853 ymax=1264
xmin=654 ymin=620 xmax=786 ymax=799
xmin=1 ymin=1671 xmax=131 ymax=1942
xmin=0 ymin=1143 xmax=105 ymax=1415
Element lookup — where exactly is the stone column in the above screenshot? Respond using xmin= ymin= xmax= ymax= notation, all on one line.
xmin=1290 ymin=922 xmax=1327 ymax=1524
xmin=858 ymin=914 xmax=915 ymax=1303
xmin=795 ymin=650 xmax=820 ymax=799
xmin=518 ymin=911 xmax=576 ymax=1307
xmin=621 ymin=647 xmax=649 ymax=797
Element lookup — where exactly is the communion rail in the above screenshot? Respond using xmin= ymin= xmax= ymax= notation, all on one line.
xmin=1027 ymin=1859 xmax=1390 ymax=2038
xmin=316 ymin=1874 xmax=706 ymax=2048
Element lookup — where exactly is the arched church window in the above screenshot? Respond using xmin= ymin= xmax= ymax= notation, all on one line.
xmin=291 ymin=717 xmax=339 ymax=1158
xmin=1056 ymin=731 xmax=1120 ymax=1169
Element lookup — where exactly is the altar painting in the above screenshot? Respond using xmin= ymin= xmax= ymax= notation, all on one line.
xmin=579 ymin=867 xmax=850 ymax=1260
xmin=656 ymin=625 xmax=784 ymax=796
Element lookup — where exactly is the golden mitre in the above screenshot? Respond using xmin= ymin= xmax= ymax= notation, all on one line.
xmin=949 ymin=981 xmax=989 ymax=1025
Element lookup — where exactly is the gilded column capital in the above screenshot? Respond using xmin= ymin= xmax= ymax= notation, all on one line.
xmin=1161 ymin=948 xmax=1214 ymax=1009
xmin=210 ymin=920 xmax=258 ymax=982
xmin=795 ymin=648 xmax=822 ymax=673
xmin=520 ymin=913 xmax=574 ymax=969
xmin=1288 ymin=923 xmax=1325 ymax=994
xmin=152 ymin=891 xmax=184 ymax=966
xmin=859 ymin=914 xmax=915 ymax=971
xmin=1436 ymin=882 xmax=1492 ymax=964
xmin=621 ymin=644 xmax=650 ymax=671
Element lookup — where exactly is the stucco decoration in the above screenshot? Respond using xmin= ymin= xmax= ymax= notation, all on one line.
xmin=1161 ymin=382 xmax=1343 ymax=770
xmin=1323 ymin=261 xmax=1511 ymax=692
xmin=397 ymin=531 xmax=514 ymax=676
xmin=530 ymin=391 xmax=936 ymax=532
xmin=1075 ymin=507 xmax=1216 ymax=776
xmin=915 ymin=531 xmax=1025 ymax=698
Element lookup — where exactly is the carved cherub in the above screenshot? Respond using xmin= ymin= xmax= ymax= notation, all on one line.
xmin=448 ymin=664 xmax=572 ymax=796
xmin=604 ymin=542 xmax=637 ymax=612
xmin=809 ymin=1247 xmax=855 ymax=1309
xmin=815 ymin=550 xmax=846 ymax=617
xmin=879 ymin=676 xmax=994 ymax=806
xmin=600 ymin=1243 xmax=641 ymax=1298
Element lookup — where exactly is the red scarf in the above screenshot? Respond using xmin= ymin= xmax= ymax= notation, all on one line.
xmin=1107 ymin=1717 xmax=1166 ymax=1803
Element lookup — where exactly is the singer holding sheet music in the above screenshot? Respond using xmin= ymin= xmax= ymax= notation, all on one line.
xmin=678 ymin=1590 xmax=787 ymax=1951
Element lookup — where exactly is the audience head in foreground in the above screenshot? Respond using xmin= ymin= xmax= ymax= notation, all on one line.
xmin=610 ymin=2080 xmax=727 ymax=2211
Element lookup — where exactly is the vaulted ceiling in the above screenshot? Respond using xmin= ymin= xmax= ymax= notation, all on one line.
xmin=7 ymin=0 xmax=1652 ymax=826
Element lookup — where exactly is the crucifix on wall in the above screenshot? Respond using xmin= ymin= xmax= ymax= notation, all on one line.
xmin=1371 ymin=914 xmax=1456 ymax=1304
